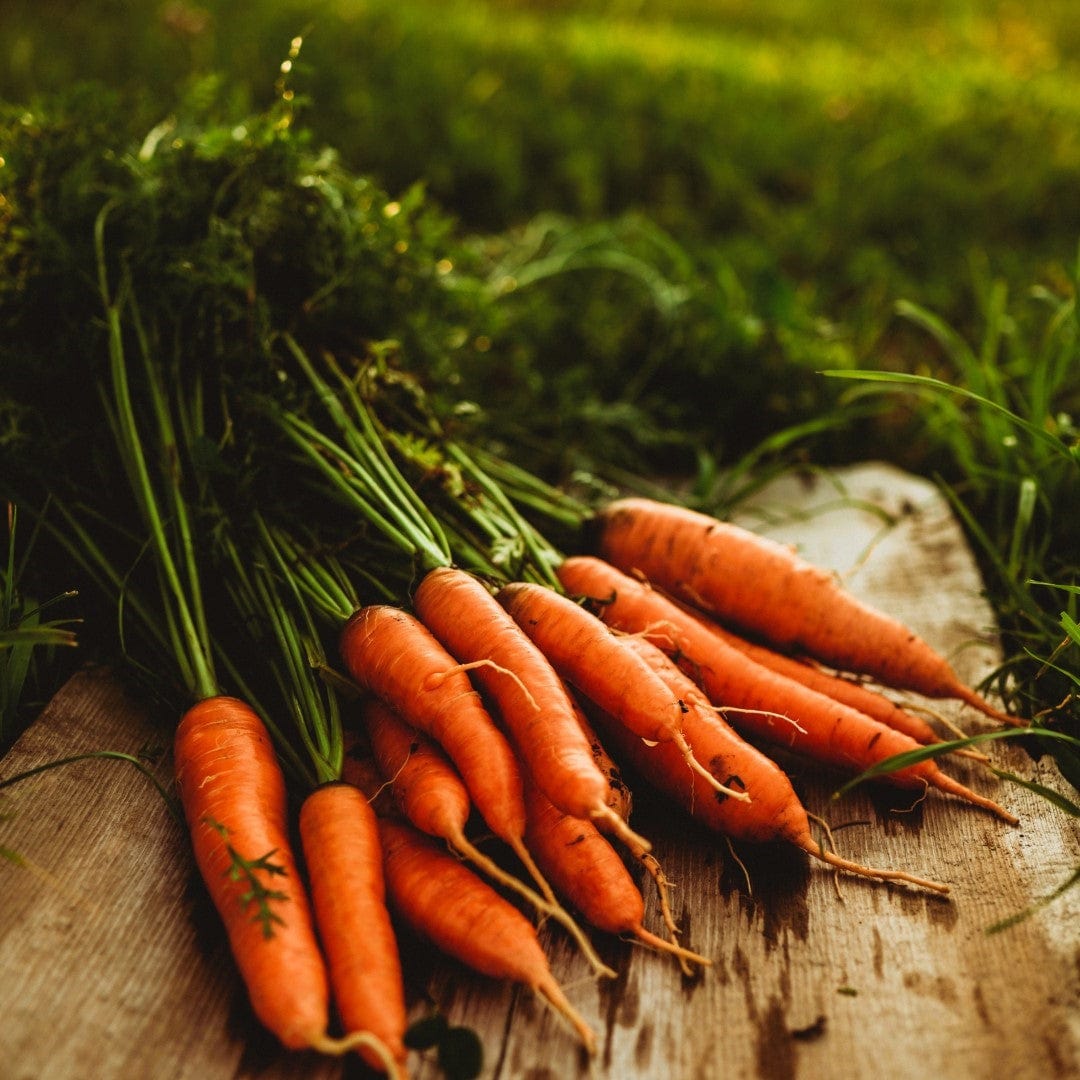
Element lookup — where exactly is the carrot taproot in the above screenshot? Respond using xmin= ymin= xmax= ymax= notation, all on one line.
xmin=298 ymin=782 xmax=408 ymax=1078
xmin=591 ymin=496 xmax=1015 ymax=723
xmin=568 ymin=690 xmax=633 ymax=823
xmin=174 ymin=696 xmax=333 ymax=1053
xmin=412 ymin=566 xmax=649 ymax=850
xmin=361 ymin=696 xmax=616 ymax=979
xmin=338 ymin=603 xmax=615 ymax=979
xmin=665 ymin=592 xmax=987 ymax=758
xmin=495 ymin=580 xmax=750 ymax=806
xmin=558 ymin=556 xmax=1017 ymax=825
xmin=522 ymin=777 xmax=709 ymax=971
xmin=378 ymin=817 xmax=598 ymax=1056
xmin=571 ymin=640 xmax=952 ymax=893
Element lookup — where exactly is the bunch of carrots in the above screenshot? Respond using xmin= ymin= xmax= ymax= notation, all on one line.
xmin=76 ymin=246 xmax=1022 ymax=1079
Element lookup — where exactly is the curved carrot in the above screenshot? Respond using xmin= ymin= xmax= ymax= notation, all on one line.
xmin=174 ymin=696 xmax=331 ymax=1051
xmin=558 ymin=556 xmax=1017 ymax=825
xmin=298 ymin=783 xmax=408 ymax=1078
xmin=412 ymin=566 xmax=648 ymax=852
xmin=592 ymin=496 xmax=1015 ymax=723
xmin=522 ymin=777 xmax=710 ymax=971
xmin=378 ymin=818 xmax=598 ymax=1056
xmin=496 ymin=580 xmax=749 ymax=805
xmin=362 ymin=696 xmax=616 ymax=979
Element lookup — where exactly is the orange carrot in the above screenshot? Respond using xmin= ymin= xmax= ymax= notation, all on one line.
xmin=378 ymin=817 xmax=598 ymax=1055
xmin=412 ymin=566 xmax=649 ymax=851
xmin=338 ymin=605 xmax=530 ymax=853
xmin=174 ymin=697 xmax=331 ymax=1052
xmin=668 ymin=593 xmax=983 ymax=755
xmin=568 ymin=691 xmax=633 ymax=823
xmin=338 ymin=604 xmax=614 ymax=978
xmin=592 ymin=496 xmax=1014 ymax=722
xmin=558 ymin=556 xmax=1017 ymax=825
xmin=522 ymin=777 xmax=709 ymax=970
xmin=298 ymin=782 xmax=408 ymax=1078
xmin=495 ymin=580 xmax=750 ymax=805
xmin=361 ymin=696 xmax=615 ymax=979
xmin=571 ymin=642 xmax=951 ymax=893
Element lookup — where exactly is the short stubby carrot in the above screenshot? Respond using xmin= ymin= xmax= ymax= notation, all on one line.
xmin=299 ymin=782 xmax=408 ymax=1078
xmin=591 ymin=496 xmax=1014 ymax=722
xmin=362 ymin=697 xmax=615 ymax=979
xmin=522 ymin=777 xmax=709 ymax=971
xmin=558 ymin=556 xmax=1018 ymax=825
xmin=174 ymin=696 xmax=330 ymax=1052
xmin=412 ymin=566 xmax=647 ymax=852
xmin=496 ymin=580 xmax=748 ymax=805
xmin=378 ymin=817 xmax=598 ymax=1056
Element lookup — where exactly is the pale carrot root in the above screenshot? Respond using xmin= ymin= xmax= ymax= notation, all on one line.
xmin=310 ymin=1032 xmax=408 ymax=1079
xmin=928 ymin=770 xmax=1020 ymax=825
xmin=631 ymin=924 xmax=712 ymax=970
xmin=672 ymin=730 xmax=752 ymax=803
xmin=590 ymin=802 xmax=654 ymax=855
xmin=534 ymin=972 xmax=598 ymax=1056
xmin=803 ymin=839 xmax=950 ymax=895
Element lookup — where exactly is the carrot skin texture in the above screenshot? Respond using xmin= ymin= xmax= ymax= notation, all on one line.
xmin=174 ymin=696 xmax=329 ymax=1051
xmin=558 ymin=557 xmax=1017 ymax=823
xmin=378 ymin=818 xmax=597 ymax=1054
xmin=412 ymin=567 xmax=614 ymax=824
xmin=697 ymin=610 xmax=948 ymax=747
xmin=299 ymin=783 xmax=408 ymax=1075
xmin=593 ymin=496 xmax=1007 ymax=717
xmin=496 ymin=581 xmax=690 ymax=746
xmin=339 ymin=605 xmax=527 ymax=843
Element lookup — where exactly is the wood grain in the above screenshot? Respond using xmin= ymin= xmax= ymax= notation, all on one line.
xmin=1 ymin=463 xmax=1077 ymax=1080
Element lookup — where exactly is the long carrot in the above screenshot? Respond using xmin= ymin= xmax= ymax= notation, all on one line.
xmin=174 ymin=697 xmax=333 ymax=1052
xmin=699 ymin=610 xmax=989 ymax=758
xmin=298 ymin=782 xmax=409 ymax=1078
xmin=574 ymin=643 xmax=952 ymax=894
xmin=591 ymin=496 xmax=1015 ymax=723
xmin=378 ymin=817 xmax=598 ymax=1056
xmin=412 ymin=566 xmax=648 ymax=850
xmin=522 ymin=777 xmax=710 ymax=971
xmin=495 ymin=580 xmax=751 ymax=805
xmin=361 ymin=696 xmax=616 ymax=979
xmin=558 ymin=556 xmax=1018 ymax=825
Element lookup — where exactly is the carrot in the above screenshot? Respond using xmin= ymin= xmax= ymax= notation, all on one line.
xmin=338 ymin=603 xmax=614 ymax=978
xmin=361 ymin=696 xmax=616 ymax=979
xmin=558 ymin=556 xmax=1018 ymax=825
xmin=378 ymin=817 xmax=598 ymax=1056
xmin=412 ymin=566 xmax=650 ymax=851
xmin=174 ymin=697 xmax=333 ymax=1053
xmin=575 ymin=641 xmax=952 ymax=893
xmin=569 ymin=691 xmax=633 ymax=823
xmin=298 ymin=782 xmax=409 ymax=1078
xmin=592 ymin=496 xmax=1015 ymax=723
xmin=522 ymin=777 xmax=710 ymax=971
xmin=495 ymin=580 xmax=751 ymax=806
xmin=670 ymin=593 xmax=988 ymax=758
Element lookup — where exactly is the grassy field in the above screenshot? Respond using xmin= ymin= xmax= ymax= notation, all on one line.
xmin=2 ymin=0 xmax=1079 ymax=748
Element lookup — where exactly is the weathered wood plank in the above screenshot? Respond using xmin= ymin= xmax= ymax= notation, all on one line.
xmin=1 ymin=463 xmax=1077 ymax=1079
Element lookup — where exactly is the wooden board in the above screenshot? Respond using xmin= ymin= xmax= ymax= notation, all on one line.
xmin=1 ymin=462 xmax=1078 ymax=1080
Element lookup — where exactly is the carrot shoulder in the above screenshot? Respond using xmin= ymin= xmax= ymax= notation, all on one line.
xmin=592 ymin=496 xmax=1014 ymax=722
xmin=174 ymin=696 xmax=330 ymax=1052
xmin=299 ymin=782 xmax=408 ymax=1078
